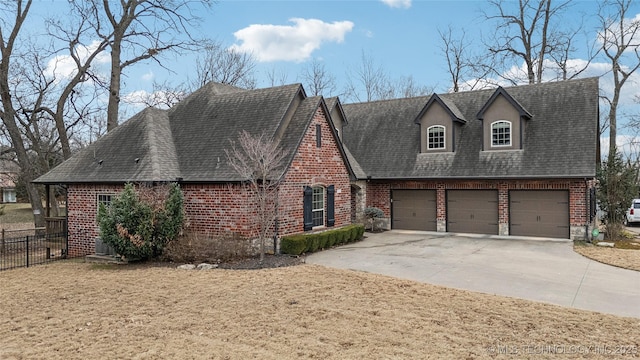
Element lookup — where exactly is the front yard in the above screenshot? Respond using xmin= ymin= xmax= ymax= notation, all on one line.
xmin=1 ymin=261 xmax=638 ymax=359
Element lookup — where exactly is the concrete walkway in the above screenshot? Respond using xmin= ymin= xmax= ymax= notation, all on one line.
xmin=306 ymin=230 xmax=640 ymax=318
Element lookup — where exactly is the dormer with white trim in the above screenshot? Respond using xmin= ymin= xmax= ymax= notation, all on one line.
xmin=476 ymin=87 xmax=532 ymax=151
xmin=415 ymin=94 xmax=466 ymax=153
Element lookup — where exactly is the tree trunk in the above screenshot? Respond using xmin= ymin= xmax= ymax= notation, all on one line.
xmin=0 ymin=0 xmax=43 ymax=228
xmin=107 ymin=39 xmax=122 ymax=132
xmin=609 ymin=64 xmax=621 ymax=161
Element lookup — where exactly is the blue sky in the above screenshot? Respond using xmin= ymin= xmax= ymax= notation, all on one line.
xmin=180 ymin=0 xmax=601 ymax=92
xmin=25 ymin=0 xmax=640 ymax=155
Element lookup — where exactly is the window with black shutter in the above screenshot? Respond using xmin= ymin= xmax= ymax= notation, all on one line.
xmin=327 ymin=185 xmax=335 ymax=227
xmin=303 ymin=186 xmax=313 ymax=231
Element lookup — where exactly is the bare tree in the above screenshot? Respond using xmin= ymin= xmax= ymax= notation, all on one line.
xmin=343 ymin=50 xmax=387 ymax=102
xmin=0 ymin=0 xmax=46 ymax=227
xmin=394 ymin=75 xmax=434 ymax=98
xmin=225 ymin=131 xmax=288 ymax=264
xmin=299 ymin=58 xmax=337 ymax=96
xmin=76 ymin=0 xmax=212 ymax=131
xmin=598 ymin=0 xmax=640 ymax=162
xmin=484 ymin=0 xmax=573 ymax=84
xmin=265 ymin=67 xmax=289 ymax=87
xmin=547 ymin=23 xmax=598 ymax=81
xmin=194 ymin=41 xmax=257 ymax=89
xmin=439 ymin=26 xmax=471 ymax=92
xmin=438 ymin=26 xmax=498 ymax=92
xmin=125 ymin=80 xmax=189 ymax=109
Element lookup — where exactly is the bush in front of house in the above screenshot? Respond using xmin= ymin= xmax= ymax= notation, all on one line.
xmin=98 ymin=182 xmax=185 ymax=260
xmin=162 ymin=230 xmax=252 ymax=263
xmin=280 ymin=224 xmax=365 ymax=255
xmin=280 ymin=234 xmax=307 ymax=256
xmin=364 ymin=207 xmax=384 ymax=232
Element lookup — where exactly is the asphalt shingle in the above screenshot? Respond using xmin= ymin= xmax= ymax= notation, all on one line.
xmin=342 ymin=77 xmax=599 ymax=179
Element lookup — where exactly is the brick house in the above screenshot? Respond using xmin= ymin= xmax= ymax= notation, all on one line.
xmin=0 ymin=160 xmax=18 ymax=203
xmin=35 ymin=83 xmax=354 ymax=256
xmin=35 ymin=77 xmax=598 ymax=256
xmin=341 ymin=77 xmax=599 ymax=240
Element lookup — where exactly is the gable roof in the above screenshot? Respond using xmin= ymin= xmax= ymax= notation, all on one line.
xmin=35 ymin=83 xmax=353 ymax=184
xmin=415 ymin=93 xmax=466 ymax=124
xmin=342 ymin=77 xmax=599 ymax=180
xmin=476 ymin=86 xmax=533 ymax=121
xmin=325 ymin=96 xmax=348 ymax=125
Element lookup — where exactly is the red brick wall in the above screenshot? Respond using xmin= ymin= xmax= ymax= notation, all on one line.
xmin=277 ymin=105 xmax=352 ymax=236
xmin=367 ymin=179 xmax=591 ymax=226
xmin=66 ymin=184 xmax=123 ymax=257
xmin=182 ymin=183 xmax=255 ymax=237
xmin=64 ymin=104 xmax=352 ymax=256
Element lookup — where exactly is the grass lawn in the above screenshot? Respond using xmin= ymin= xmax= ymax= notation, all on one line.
xmin=0 ymin=203 xmax=35 ymax=226
xmin=0 ymin=261 xmax=638 ymax=359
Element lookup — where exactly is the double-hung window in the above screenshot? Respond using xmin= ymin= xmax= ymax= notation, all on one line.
xmin=312 ymin=186 xmax=324 ymax=227
xmin=303 ymin=185 xmax=335 ymax=231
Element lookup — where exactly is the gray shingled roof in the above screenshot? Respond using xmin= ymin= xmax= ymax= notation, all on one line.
xmin=342 ymin=77 xmax=599 ymax=179
xmin=35 ymin=83 xmax=339 ymax=183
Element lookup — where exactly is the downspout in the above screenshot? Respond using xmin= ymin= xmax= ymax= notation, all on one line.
xmin=63 ymin=184 xmax=69 ymax=258
xmin=273 ymin=186 xmax=279 ymax=254
xmin=585 ymin=178 xmax=590 ymax=242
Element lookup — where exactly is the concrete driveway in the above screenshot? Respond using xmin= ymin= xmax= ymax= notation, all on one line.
xmin=306 ymin=230 xmax=640 ymax=318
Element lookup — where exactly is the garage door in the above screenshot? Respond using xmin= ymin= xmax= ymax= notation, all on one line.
xmin=391 ymin=190 xmax=437 ymax=231
xmin=447 ymin=190 xmax=498 ymax=234
xmin=510 ymin=190 xmax=569 ymax=238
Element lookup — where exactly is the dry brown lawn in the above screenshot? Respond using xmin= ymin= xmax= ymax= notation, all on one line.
xmin=1 ymin=261 xmax=639 ymax=359
xmin=574 ymin=243 xmax=640 ymax=272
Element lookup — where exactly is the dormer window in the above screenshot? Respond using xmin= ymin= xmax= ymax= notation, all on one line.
xmin=416 ymin=94 xmax=466 ymax=153
xmin=491 ymin=121 xmax=511 ymax=147
xmin=427 ymin=125 xmax=446 ymax=150
xmin=477 ymin=87 xmax=531 ymax=151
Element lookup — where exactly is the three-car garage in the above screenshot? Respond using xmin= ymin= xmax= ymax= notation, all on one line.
xmin=391 ymin=188 xmax=571 ymax=239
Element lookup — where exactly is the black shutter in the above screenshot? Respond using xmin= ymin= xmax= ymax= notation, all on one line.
xmin=303 ymin=186 xmax=313 ymax=231
xmin=327 ymin=185 xmax=335 ymax=227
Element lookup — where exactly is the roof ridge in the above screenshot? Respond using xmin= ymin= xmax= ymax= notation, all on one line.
xmin=144 ymin=108 xmax=181 ymax=180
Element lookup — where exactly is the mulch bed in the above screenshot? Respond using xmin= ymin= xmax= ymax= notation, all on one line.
xmin=217 ymin=254 xmax=306 ymax=270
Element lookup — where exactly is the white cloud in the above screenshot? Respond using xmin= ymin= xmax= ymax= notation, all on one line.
xmin=381 ymin=0 xmax=411 ymax=9
xmin=141 ymin=70 xmax=155 ymax=82
xmin=597 ymin=13 xmax=640 ymax=54
xmin=44 ymin=40 xmax=109 ymax=83
xmin=229 ymin=18 xmax=354 ymax=62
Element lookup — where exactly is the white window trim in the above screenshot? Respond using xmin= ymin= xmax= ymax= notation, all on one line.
xmin=311 ymin=186 xmax=325 ymax=228
xmin=97 ymin=193 xmax=115 ymax=208
xmin=490 ymin=120 xmax=512 ymax=147
xmin=427 ymin=125 xmax=446 ymax=150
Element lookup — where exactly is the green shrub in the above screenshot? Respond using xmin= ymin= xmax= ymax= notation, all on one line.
xmin=335 ymin=229 xmax=346 ymax=245
xmin=364 ymin=207 xmax=384 ymax=232
xmin=280 ymin=235 xmax=307 ymax=255
xmin=280 ymin=224 xmax=366 ymax=255
xmin=349 ymin=226 xmax=359 ymax=243
xmin=97 ymin=182 xmax=185 ymax=260
xmin=356 ymin=225 xmax=365 ymax=240
xmin=307 ymin=233 xmax=320 ymax=252
xmin=327 ymin=232 xmax=337 ymax=247
xmin=319 ymin=233 xmax=327 ymax=249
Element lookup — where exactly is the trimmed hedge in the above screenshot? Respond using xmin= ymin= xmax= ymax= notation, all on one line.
xmin=280 ymin=224 xmax=365 ymax=255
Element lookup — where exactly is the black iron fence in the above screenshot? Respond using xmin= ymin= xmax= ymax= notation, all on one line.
xmin=0 ymin=229 xmax=67 ymax=271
